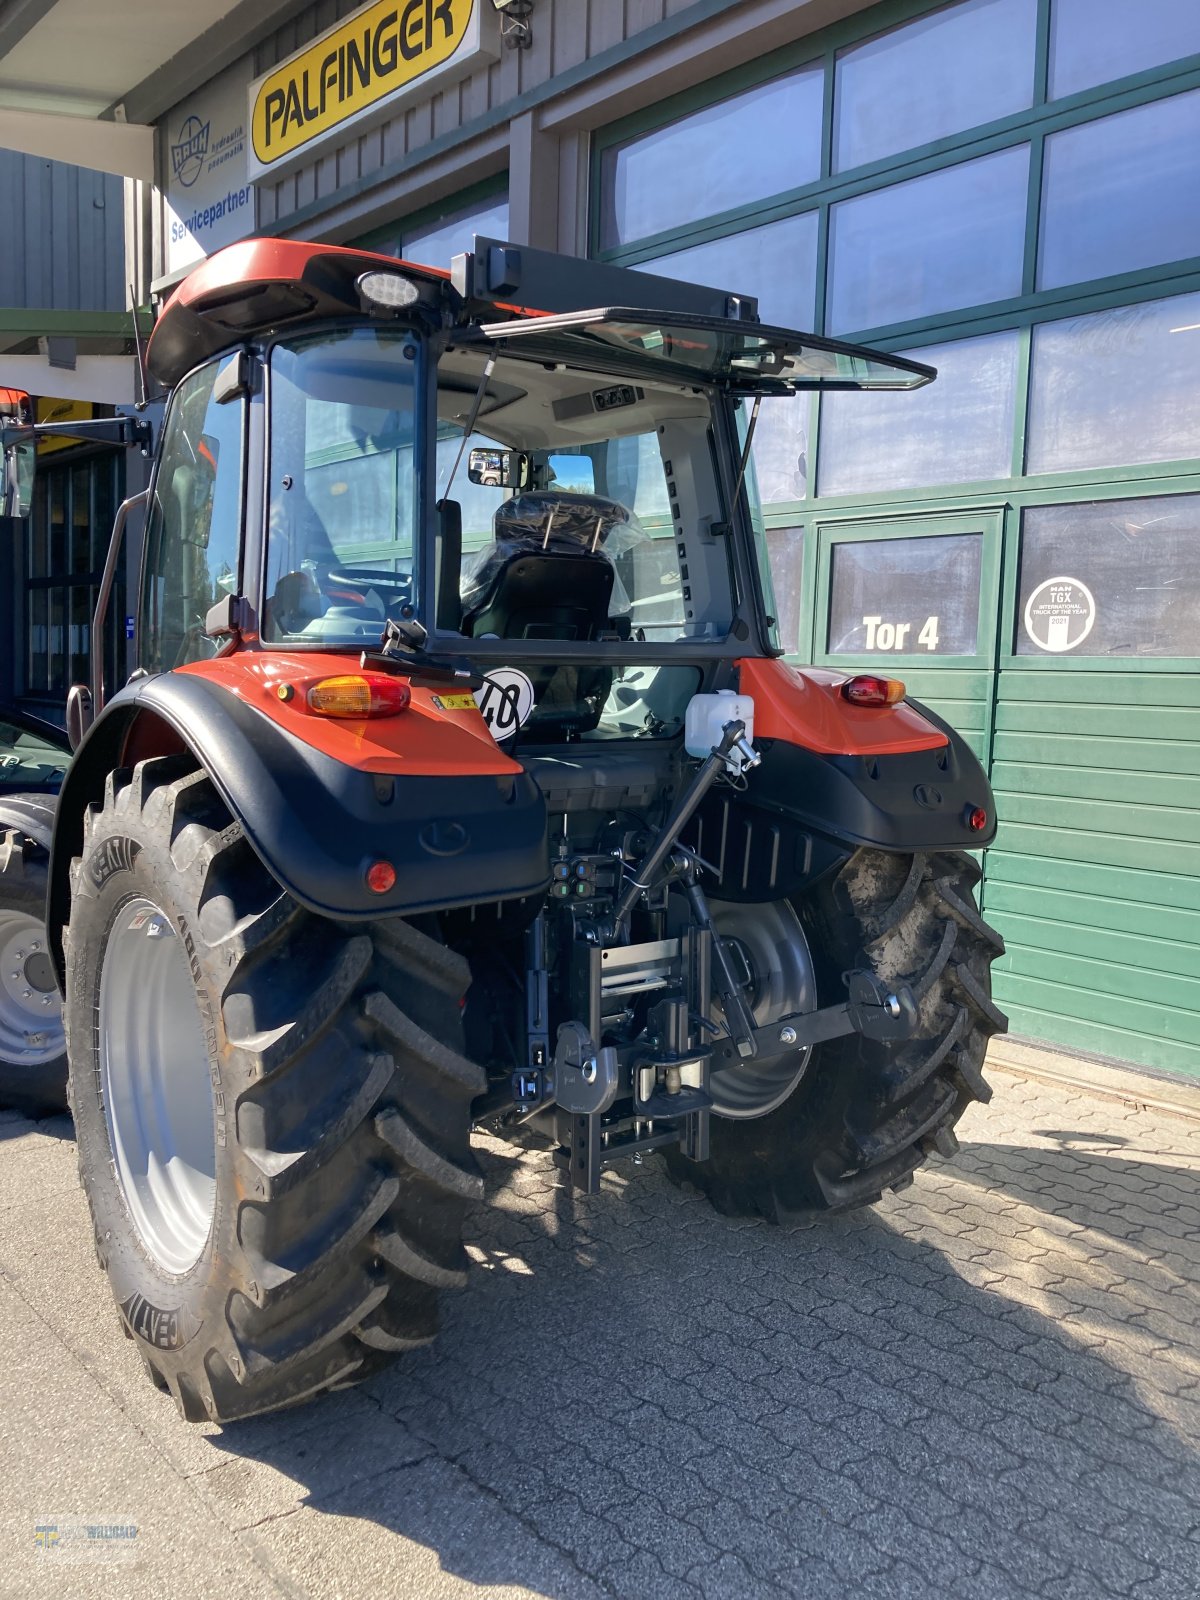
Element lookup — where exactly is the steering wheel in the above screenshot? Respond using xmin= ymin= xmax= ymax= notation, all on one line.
xmin=323 ymin=565 xmax=413 ymax=599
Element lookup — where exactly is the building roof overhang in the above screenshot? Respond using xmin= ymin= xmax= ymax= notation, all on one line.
xmin=0 ymin=0 xmax=314 ymax=177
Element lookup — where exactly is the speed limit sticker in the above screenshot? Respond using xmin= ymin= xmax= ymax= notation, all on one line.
xmin=474 ymin=668 xmax=535 ymax=741
xmin=1023 ymin=576 xmax=1096 ymax=654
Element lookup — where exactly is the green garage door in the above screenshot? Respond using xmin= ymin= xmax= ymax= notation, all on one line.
xmin=986 ymin=495 xmax=1200 ymax=1079
xmin=810 ymin=509 xmax=1003 ymax=764
xmin=806 ymin=497 xmax=1200 ymax=1081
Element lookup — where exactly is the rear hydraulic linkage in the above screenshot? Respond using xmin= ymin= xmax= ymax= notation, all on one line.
xmin=514 ymin=721 xmax=920 ymax=1194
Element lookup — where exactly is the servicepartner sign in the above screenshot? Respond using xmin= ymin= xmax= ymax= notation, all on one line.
xmin=247 ymin=0 xmax=498 ymax=182
xmin=165 ymin=61 xmax=254 ymax=275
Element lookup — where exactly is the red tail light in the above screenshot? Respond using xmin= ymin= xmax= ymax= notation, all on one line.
xmin=842 ymin=674 xmax=906 ymax=707
xmin=366 ymin=860 xmax=397 ymax=894
xmin=965 ymin=805 xmax=989 ymax=833
xmin=305 ymin=674 xmax=411 ymax=718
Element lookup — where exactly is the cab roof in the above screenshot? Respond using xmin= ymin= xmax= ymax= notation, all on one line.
xmin=146 ymin=238 xmax=454 ymax=387
xmin=146 ymin=235 xmax=936 ymax=397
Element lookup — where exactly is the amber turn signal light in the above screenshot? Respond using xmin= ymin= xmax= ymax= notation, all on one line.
xmin=305 ymin=674 xmax=411 ymax=718
xmin=841 ymin=674 xmax=906 ymax=707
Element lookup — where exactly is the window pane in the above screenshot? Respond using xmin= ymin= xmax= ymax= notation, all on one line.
xmin=48 ymin=588 xmax=65 ymax=694
xmin=48 ymin=470 xmax=66 ymax=575
xmin=70 ymin=463 xmax=91 ymax=575
xmin=266 ymin=331 xmax=416 ymax=646
xmin=1027 ymin=292 xmax=1200 ymax=474
xmin=70 ymin=584 xmax=90 ymax=683
xmin=639 ymin=211 xmax=819 ymax=330
xmin=27 ymin=589 xmax=48 ymax=694
xmin=753 ymin=396 xmax=809 ymax=506
xmin=93 ymin=455 xmax=118 ymax=570
xmin=29 ymin=475 xmax=47 ymax=576
xmin=764 ymin=525 xmax=805 ymax=652
xmin=403 ymin=194 xmax=510 ymax=267
xmin=1039 ymin=90 xmax=1200 ymax=291
xmin=827 ymin=147 xmax=1029 ymax=333
xmin=141 ymin=355 xmax=246 ymax=670
xmin=834 ymin=0 xmax=1037 ymax=172
xmin=828 ymin=533 xmax=983 ymax=655
xmin=597 ymin=67 xmax=823 ymax=251
xmin=1017 ymin=496 xmax=1200 ymax=657
xmin=818 ymin=331 xmax=1019 ymax=496
xmin=1050 ymin=0 xmax=1200 ymax=100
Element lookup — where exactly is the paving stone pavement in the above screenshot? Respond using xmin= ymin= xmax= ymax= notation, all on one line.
xmin=1 ymin=1062 xmax=1199 ymax=1599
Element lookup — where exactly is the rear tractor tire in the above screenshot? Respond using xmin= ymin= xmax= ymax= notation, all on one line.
xmin=0 ymin=824 xmax=68 ymax=1117
xmin=64 ymin=755 xmax=484 ymax=1422
xmin=665 ymin=848 xmax=1006 ymax=1220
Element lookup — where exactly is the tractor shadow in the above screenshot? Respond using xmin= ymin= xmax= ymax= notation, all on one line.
xmin=207 ymin=1129 xmax=1200 ymax=1600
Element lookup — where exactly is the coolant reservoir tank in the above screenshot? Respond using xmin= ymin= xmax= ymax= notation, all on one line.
xmin=685 ymin=689 xmax=755 ymax=759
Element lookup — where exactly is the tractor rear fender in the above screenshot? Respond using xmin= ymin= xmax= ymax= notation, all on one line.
xmin=689 ymin=660 xmax=997 ymax=903
xmin=46 ymin=672 xmax=549 ymax=987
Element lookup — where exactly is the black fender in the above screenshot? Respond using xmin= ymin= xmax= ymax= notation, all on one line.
xmin=47 ymin=673 xmax=549 ymax=986
xmin=687 ymin=700 xmax=996 ymax=903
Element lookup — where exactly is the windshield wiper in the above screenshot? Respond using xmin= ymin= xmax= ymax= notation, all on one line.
xmin=361 ymin=617 xmax=482 ymax=689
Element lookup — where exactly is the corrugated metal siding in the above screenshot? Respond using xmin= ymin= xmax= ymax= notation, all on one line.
xmin=255 ymin=0 xmax=668 ymax=226
xmin=0 ymin=151 xmax=125 ymax=311
xmin=894 ymin=666 xmax=991 ymax=764
xmin=984 ymin=670 xmax=1200 ymax=1078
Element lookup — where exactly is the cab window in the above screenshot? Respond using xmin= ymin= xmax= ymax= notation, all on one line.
xmin=139 ymin=356 xmax=245 ymax=673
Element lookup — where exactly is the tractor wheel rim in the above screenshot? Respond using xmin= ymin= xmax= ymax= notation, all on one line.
xmin=0 ymin=907 xmax=64 ymax=1067
xmin=709 ymin=899 xmax=818 ymax=1121
xmin=99 ymin=896 xmax=216 ymax=1275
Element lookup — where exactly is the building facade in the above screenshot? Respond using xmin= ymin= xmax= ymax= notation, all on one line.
xmin=130 ymin=0 xmax=1200 ymax=1081
xmin=0 ymin=146 xmax=136 ymax=719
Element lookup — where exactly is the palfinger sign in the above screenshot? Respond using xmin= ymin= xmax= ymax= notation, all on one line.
xmin=247 ymin=0 xmax=498 ymax=181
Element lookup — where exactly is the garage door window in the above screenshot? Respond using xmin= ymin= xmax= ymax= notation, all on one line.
xmin=1016 ymin=495 xmax=1200 ymax=657
xmin=827 ymin=532 xmax=983 ymax=656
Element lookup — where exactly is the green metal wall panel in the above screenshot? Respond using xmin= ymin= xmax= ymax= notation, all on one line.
xmin=985 ymin=667 xmax=1200 ymax=1077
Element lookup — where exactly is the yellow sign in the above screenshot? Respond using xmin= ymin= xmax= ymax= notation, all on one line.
xmin=433 ymin=692 xmax=477 ymax=711
xmin=248 ymin=0 xmax=494 ymax=178
xmin=35 ymin=397 xmax=93 ymax=455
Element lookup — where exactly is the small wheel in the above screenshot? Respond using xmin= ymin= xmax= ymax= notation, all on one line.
xmin=706 ymin=898 xmax=817 ymax=1120
xmin=0 ymin=828 xmax=67 ymax=1116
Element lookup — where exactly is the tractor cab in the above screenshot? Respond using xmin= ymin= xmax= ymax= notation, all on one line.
xmin=130 ymin=235 xmax=933 ymax=751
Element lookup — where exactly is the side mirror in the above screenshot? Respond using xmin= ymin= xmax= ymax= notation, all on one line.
xmin=468 ymin=446 xmax=531 ymax=489
xmin=1 ymin=435 xmax=34 ymax=519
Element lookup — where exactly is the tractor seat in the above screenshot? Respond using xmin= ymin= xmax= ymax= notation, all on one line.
xmin=461 ymin=491 xmax=629 ymax=642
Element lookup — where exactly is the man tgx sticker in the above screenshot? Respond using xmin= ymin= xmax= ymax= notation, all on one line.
xmin=475 ymin=668 xmax=534 ymax=741
xmin=1023 ymin=576 xmax=1096 ymax=654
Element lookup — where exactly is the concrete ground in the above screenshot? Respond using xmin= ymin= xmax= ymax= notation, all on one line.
xmin=1 ymin=1062 xmax=1198 ymax=1600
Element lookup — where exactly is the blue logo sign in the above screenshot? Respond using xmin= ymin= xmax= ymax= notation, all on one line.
xmin=171 ymin=116 xmax=210 ymax=187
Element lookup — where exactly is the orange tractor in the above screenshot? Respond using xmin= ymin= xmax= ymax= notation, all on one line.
xmin=1 ymin=238 xmax=1004 ymax=1420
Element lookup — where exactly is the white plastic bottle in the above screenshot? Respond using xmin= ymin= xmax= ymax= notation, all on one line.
xmin=684 ymin=688 xmax=755 ymax=760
